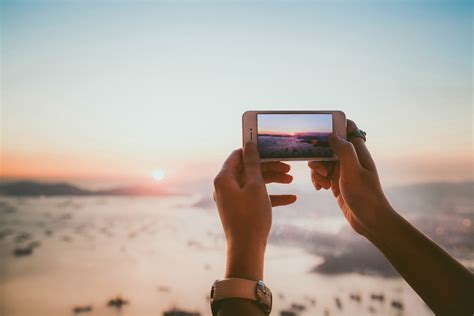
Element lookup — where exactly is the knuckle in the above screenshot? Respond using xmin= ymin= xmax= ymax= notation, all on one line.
xmin=213 ymin=173 xmax=225 ymax=188
xmin=231 ymin=149 xmax=241 ymax=155
xmin=347 ymin=119 xmax=357 ymax=131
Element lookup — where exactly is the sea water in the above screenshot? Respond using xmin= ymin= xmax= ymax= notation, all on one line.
xmin=0 ymin=194 xmax=442 ymax=316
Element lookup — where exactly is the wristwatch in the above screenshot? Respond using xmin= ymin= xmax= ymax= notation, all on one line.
xmin=210 ymin=278 xmax=272 ymax=315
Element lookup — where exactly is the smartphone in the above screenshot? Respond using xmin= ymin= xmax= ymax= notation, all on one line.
xmin=242 ymin=110 xmax=346 ymax=162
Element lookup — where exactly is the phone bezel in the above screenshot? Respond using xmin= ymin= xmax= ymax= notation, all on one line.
xmin=242 ymin=110 xmax=347 ymax=162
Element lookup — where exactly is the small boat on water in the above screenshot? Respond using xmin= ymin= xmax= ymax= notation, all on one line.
xmin=370 ymin=293 xmax=385 ymax=302
xmin=391 ymin=300 xmax=404 ymax=310
xmin=349 ymin=293 xmax=362 ymax=303
xmin=73 ymin=305 xmax=93 ymax=314
xmin=107 ymin=296 xmax=129 ymax=309
xmin=13 ymin=246 xmax=33 ymax=257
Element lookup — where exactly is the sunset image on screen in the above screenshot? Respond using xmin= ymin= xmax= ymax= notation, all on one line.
xmin=257 ymin=114 xmax=333 ymax=158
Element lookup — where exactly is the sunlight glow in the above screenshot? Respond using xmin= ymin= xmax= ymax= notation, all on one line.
xmin=152 ymin=169 xmax=165 ymax=181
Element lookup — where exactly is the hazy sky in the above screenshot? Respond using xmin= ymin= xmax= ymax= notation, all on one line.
xmin=1 ymin=1 xmax=472 ymax=186
xmin=258 ymin=114 xmax=332 ymax=134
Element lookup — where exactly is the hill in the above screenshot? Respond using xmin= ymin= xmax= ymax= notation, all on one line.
xmin=0 ymin=181 xmax=168 ymax=197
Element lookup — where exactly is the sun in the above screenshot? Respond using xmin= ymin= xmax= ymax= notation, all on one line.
xmin=152 ymin=169 xmax=166 ymax=181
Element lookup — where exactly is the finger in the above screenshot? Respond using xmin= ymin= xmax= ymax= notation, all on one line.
xmin=307 ymin=161 xmax=333 ymax=177
xmin=311 ymin=169 xmax=331 ymax=190
xmin=308 ymin=161 xmax=327 ymax=176
xmin=328 ymin=133 xmax=361 ymax=174
xmin=325 ymin=162 xmax=336 ymax=177
xmin=270 ymin=194 xmax=297 ymax=207
xmin=314 ymin=182 xmax=321 ymax=190
xmin=329 ymin=162 xmax=341 ymax=197
xmin=263 ymin=172 xmax=293 ymax=184
xmin=243 ymin=142 xmax=264 ymax=184
xmin=214 ymin=149 xmax=243 ymax=190
xmin=346 ymin=119 xmax=376 ymax=171
xmin=261 ymin=161 xmax=291 ymax=174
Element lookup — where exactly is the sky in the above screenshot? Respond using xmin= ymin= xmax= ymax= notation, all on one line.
xmin=258 ymin=114 xmax=332 ymax=135
xmin=1 ymin=0 xmax=472 ymax=187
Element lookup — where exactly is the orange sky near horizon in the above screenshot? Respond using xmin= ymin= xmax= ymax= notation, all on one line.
xmin=0 ymin=150 xmax=218 ymax=186
xmin=1 ymin=146 xmax=473 ymax=188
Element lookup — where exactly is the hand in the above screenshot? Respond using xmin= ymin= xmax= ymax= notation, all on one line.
xmin=308 ymin=120 xmax=392 ymax=237
xmin=213 ymin=142 xmax=297 ymax=280
xmin=309 ymin=120 xmax=474 ymax=314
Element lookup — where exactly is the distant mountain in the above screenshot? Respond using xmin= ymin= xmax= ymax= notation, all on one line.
xmin=0 ymin=181 xmax=168 ymax=197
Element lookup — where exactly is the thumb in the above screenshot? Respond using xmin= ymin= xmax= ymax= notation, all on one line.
xmin=243 ymin=142 xmax=264 ymax=184
xmin=328 ymin=133 xmax=361 ymax=173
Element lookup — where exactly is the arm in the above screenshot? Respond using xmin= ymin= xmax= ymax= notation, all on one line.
xmin=213 ymin=143 xmax=297 ymax=316
xmin=369 ymin=205 xmax=474 ymax=315
xmin=309 ymin=119 xmax=474 ymax=315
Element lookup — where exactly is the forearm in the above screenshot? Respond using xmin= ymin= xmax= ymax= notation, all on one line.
xmin=216 ymin=241 xmax=267 ymax=316
xmin=367 ymin=206 xmax=474 ymax=314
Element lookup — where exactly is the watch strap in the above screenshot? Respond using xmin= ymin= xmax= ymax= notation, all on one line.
xmin=211 ymin=278 xmax=256 ymax=301
xmin=210 ymin=278 xmax=272 ymax=315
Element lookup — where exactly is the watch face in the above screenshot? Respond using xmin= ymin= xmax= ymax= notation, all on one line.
xmin=255 ymin=281 xmax=272 ymax=314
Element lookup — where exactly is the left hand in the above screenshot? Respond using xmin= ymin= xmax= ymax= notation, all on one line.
xmin=308 ymin=120 xmax=390 ymax=237
xmin=213 ymin=142 xmax=297 ymax=280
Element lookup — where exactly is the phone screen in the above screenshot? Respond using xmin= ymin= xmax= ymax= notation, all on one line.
xmin=257 ymin=113 xmax=333 ymax=159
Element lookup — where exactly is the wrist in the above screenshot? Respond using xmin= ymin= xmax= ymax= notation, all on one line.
xmin=225 ymin=239 xmax=266 ymax=281
xmin=363 ymin=203 xmax=398 ymax=244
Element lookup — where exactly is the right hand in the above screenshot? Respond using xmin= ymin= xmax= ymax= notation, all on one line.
xmin=213 ymin=143 xmax=296 ymax=280
xmin=308 ymin=120 xmax=393 ymax=237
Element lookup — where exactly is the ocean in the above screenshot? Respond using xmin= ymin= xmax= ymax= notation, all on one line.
xmin=1 ymin=181 xmax=472 ymax=316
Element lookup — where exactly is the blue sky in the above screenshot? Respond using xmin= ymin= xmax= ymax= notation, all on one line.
xmin=258 ymin=114 xmax=332 ymax=134
xmin=1 ymin=1 xmax=472 ymax=185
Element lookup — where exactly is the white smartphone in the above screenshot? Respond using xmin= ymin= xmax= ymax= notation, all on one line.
xmin=242 ymin=110 xmax=346 ymax=162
